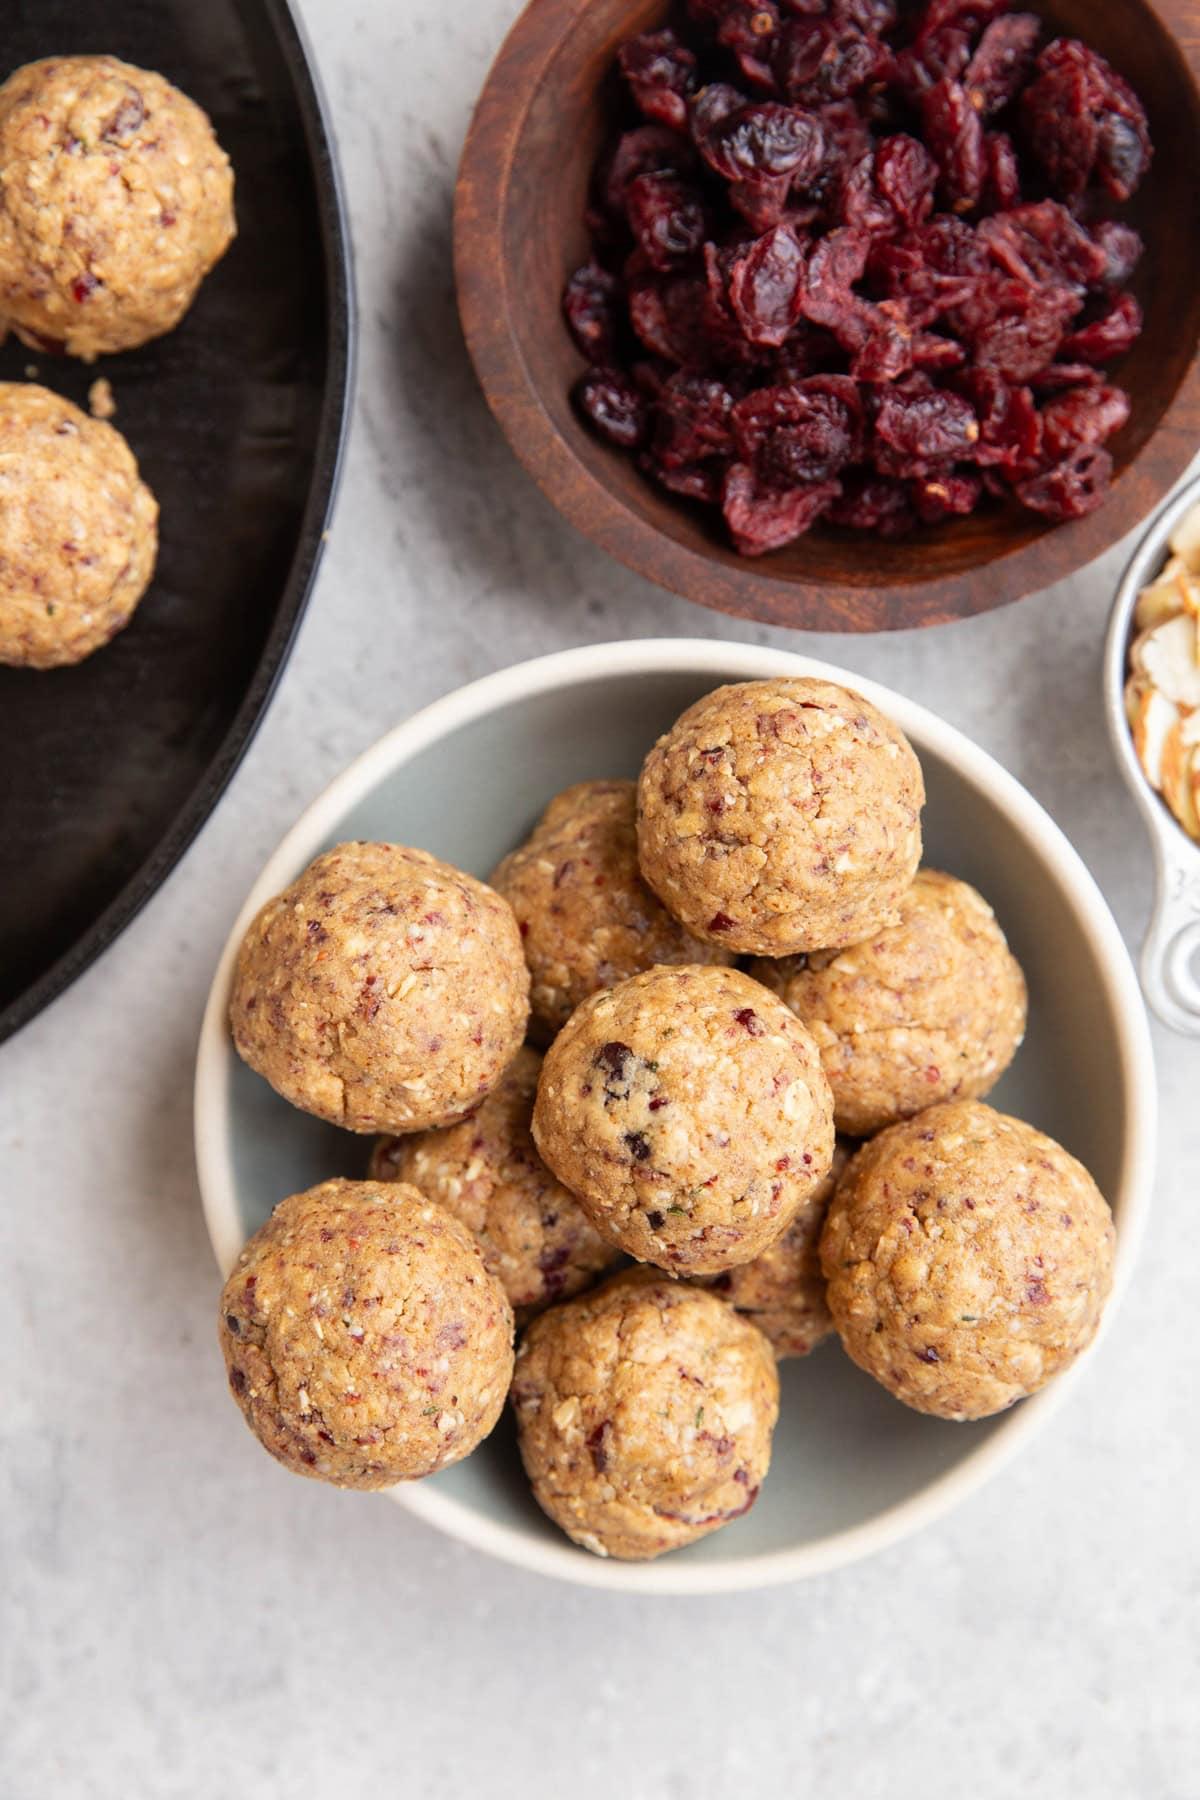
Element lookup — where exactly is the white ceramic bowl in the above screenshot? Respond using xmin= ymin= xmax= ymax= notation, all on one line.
xmin=195 ymin=640 xmax=1156 ymax=1594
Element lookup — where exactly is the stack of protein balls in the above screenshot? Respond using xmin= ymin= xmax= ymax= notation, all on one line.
xmin=0 ymin=53 xmax=236 ymax=669
xmin=220 ymin=678 xmax=1116 ymax=1562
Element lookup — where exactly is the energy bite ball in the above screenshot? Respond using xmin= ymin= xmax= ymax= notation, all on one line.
xmin=512 ymin=1268 xmax=779 ymax=1560
xmin=532 ymin=964 xmax=835 ymax=1276
xmin=230 ymin=842 xmax=530 ymax=1134
xmin=0 ymin=56 xmax=235 ymax=358
xmin=697 ymin=1139 xmax=852 ymax=1359
xmin=218 ymin=1179 xmax=514 ymax=1488
xmin=490 ymin=778 xmax=733 ymax=1040
xmin=369 ymin=1047 xmax=622 ymax=1320
xmin=821 ymin=1101 xmax=1115 ymax=1421
xmin=750 ymin=869 xmax=1028 ymax=1137
xmin=0 ymin=383 xmax=157 ymax=668
xmin=638 ymin=678 xmax=924 ymax=955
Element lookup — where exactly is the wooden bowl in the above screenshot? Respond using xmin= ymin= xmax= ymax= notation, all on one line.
xmin=455 ymin=0 xmax=1200 ymax=633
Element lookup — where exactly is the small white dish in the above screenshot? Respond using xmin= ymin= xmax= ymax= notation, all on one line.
xmin=1105 ymin=471 xmax=1200 ymax=1037
xmin=195 ymin=639 xmax=1156 ymax=1593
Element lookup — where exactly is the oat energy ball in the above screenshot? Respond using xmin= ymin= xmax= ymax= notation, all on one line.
xmin=637 ymin=678 xmax=924 ymax=955
xmin=821 ymin=1101 xmax=1115 ymax=1421
xmin=697 ymin=1139 xmax=851 ymax=1359
xmin=229 ymin=842 xmax=530 ymax=1134
xmin=218 ymin=1179 xmax=514 ymax=1488
xmin=0 ymin=56 xmax=235 ymax=358
xmin=750 ymin=869 xmax=1028 ymax=1137
xmin=370 ymin=1047 xmax=621 ymax=1320
xmin=0 ymin=383 xmax=157 ymax=668
xmin=512 ymin=1268 xmax=779 ymax=1560
xmin=490 ymin=779 xmax=734 ymax=1039
xmin=532 ymin=964 xmax=835 ymax=1276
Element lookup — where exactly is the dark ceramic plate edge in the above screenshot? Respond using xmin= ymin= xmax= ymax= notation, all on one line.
xmin=0 ymin=0 xmax=356 ymax=1048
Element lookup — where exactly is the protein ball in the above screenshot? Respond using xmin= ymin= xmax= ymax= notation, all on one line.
xmin=532 ymin=964 xmax=835 ymax=1276
xmin=0 ymin=383 xmax=157 ymax=668
xmin=229 ymin=842 xmax=530 ymax=1134
xmin=695 ymin=1139 xmax=852 ymax=1358
xmin=750 ymin=868 xmax=1028 ymax=1136
xmin=821 ymin=1101 xmax=1115 ymax=1421
xmin=637 ymin=678 xmax=924 ymax=954
xmin=0 ymin=55 xmax=235 ymax=358
xmin=512 ymin=1268 xmax=778 ymax=1560
xmin=490 ymin=778 xmax=734 ymax=1040
xmin=369 ymin=1047 xmax=622 ymax=1321
xmin=218 ymin=1179 xmax=514 ymax=1488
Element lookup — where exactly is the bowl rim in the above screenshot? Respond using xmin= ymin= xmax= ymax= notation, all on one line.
xmin=453 ymin=0 xmax=1200 ymax=634
xmin=194 ymin=638 xmax=1157 ymax=1594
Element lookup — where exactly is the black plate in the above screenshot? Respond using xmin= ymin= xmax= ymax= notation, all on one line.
xmin=0 ymin=0 xmax=353 ymax=1044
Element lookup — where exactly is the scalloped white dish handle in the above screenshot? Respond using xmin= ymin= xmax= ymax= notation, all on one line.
xmin=1143 ymin=825 xmax=1200 ymax=1036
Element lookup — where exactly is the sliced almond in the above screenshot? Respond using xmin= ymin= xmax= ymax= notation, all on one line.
xmin=1161 ymin=716 xmax=1200 ymax=836
xmin=1182 ymin=576 xmax=1200 ymax=624
xmin=1169 ymin=503 xmax=1200 ymax=571
xmin=1135 ymin=564 xmax=1192 ymax=632
xmin=1128 ymin=680 xmax=1179 ymax=790
xmin=1131 ymin=615 xmax=1200 ymax=709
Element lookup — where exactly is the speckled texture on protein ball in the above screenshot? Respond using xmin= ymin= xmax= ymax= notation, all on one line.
xmin=512 ymin=1268 xmax=779 ymax=1560
xmin=637 ymin=677 xmax=924 ymax=955
xmin=820 ymin=1100 xmax=1115 ymax=1421
xmin=695 ymin=1138 xmax=852 ymax=1358
xmin=0 ymin=55 xmax=235 ymax=358
xmin=490 ymin=779 xmax=734 ymax=1040
xmin=369 ymin=1046 xmax=622 ymax=1320
xmin=218 ymin=1179 xmax=515 ymax=1488
xmin=531 ymin=964 xmax=835 ymax=1276
xmin=229 ymin=842 xmax=530 ymax=1134
xmin=0 ymin=382 xmax=157 ymax=668
xmin=751 ymin=868 xmax=1028 ymax=1136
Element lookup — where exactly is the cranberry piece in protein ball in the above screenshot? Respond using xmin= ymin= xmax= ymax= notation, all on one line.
xmin=561 ymin=0 xmax=1152 ymax=555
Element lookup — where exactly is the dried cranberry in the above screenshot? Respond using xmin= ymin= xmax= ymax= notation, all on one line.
xmin=728 ymin=222 xmax=808 ymax=344
xmin=959 ymin=368 xmax=1041 ymax=472
xmin=573 ymin=369 xmax=647 ymax=447
xmin=626 ymin=173 xmax=709 ymax=270
xmin=1060 ymin=292 xmax=1142 ymax=364
xmin=1022 ymin=39 xmax=1151 ymax=205
xmin=563 ymin=262 xmax=621 ymax=363
xmin=721 ymin=462 xmax=840 ymax=553
xmin=962 ymin=14 xmax=1040 ymax=117
xmin=922 ymin=79 xmax=985 ymax=212
xmin=695 ymin=97 xmax=827 ymax=187
xmin=619 ymin=29 xmax=698 ymax=132
xmin=978 ymin=201 xmax=1107 ymax=291
xmin=975 ymin=131 xmax=1018 ymax=215
xmin=627 ymin=271 xmax=711 ymax=364
xmin=101 ymin=89 xmax=145 ymax=143
xmin=601 ymin=126 xmax=698 ymax=217
xmin=775 ymin=18 xmax=886 ymax=106
xmin=1016 ymin=443 xmax=1113 ymax=519
xmin=1040 ymin=383 xmax=1130 ymax=460
xmin=1090 ymin=220 xmax=1143 ymax=289
xmin=913 ymin=468 xmax=983 ymax=521
xmin=828 ymin=473 xmax=916 ymax=535
xmin=733 ymin=374 xmax=862 ymax=481
xmin=653 ymin=370 xmax=737 ymax=465
xmin=714 ymin=0 xmax=783 ymax=91
xmin=875 ymin=382 xmax=979 ymax=470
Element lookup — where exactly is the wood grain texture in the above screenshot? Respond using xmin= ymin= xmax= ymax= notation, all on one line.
xmin=454 ymin=0 xmax=1200 ymax=633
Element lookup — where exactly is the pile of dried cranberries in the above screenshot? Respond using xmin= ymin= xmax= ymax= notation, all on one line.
xmin=563 ymin=0 xmax=1151 ymax=555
